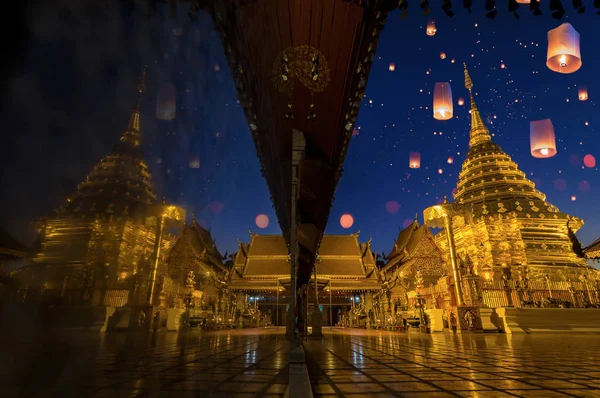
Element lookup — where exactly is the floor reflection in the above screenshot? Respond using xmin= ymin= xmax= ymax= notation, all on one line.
xmin=1 ymin=326 xmax=289 ymax=397
xmin=305 ymin=328 xmax=600 ymax=397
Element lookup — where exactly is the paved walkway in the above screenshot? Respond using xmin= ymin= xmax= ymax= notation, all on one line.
xmin=4 ymin=326 xmax=600 ymax=397
xmin=304 ymin=328 xmax=600 ymax=398
xmin=2 ymin=327 xmax=289 ymax=397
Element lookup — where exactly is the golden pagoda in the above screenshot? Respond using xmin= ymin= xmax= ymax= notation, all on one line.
xmin=27 ymin=67 xmax=177 ymax=304
xmin=435 ymin=65 xmax=590 ymax=282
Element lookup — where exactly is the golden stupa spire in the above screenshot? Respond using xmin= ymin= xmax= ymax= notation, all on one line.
xmin=463 ymin=63 xmax=491 ymax=147
xmin=120 ymin=65 xmax=147 ymax=147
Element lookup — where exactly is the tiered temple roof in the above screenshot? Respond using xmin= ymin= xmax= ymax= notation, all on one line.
xmin=440 ymin=66 xmax=589 ymax=269
xmin=0 ymin=227 xmax=30 ymax=264
xmin=228 ymin=232 xmax=380 ymax=292
xmin=59 ymin=67 xmax=156 ymax=219
xmin=167 ymin=218 xmax=225 ymax=281
xmin=383 ymin=220 xmax=446 ymax=280
xmin=583 ymin=238 xmax=600 ymax=260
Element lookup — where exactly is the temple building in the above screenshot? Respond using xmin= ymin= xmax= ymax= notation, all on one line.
xmin=584 ymin=238 xmax=600 ymax=261
xmin=227 ymin=232 xmax=380 ymax=328
xmin=22 ymin=68 xmax=179 ymax=306
xmin=381 ymin=220 xmax=448 ymax=308
xmin=378 ymin=66 xmax=600 ymax=330
xmin=434 ymin=66 xmax=592 ymax=281
xmin=164 ymin=218 xmax=227 ymax=315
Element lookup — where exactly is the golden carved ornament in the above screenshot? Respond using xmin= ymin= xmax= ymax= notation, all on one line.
xmin=272 ymin=45 xmax=331 ymax=94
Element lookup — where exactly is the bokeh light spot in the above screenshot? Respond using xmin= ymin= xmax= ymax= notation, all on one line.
xmin=208 ymin=201 xmax=224 ymax=214
xmin=554 ymin=179 xmax=567 ymax=191
xmin=385 ymin=201 xmax=400 ymax=214
xmin=578 ymin=181 xmax=590 ymax=193
xmin=340 ymin=214 xmax=354 ymax=229
xmin=584 ymin=154 xmax=596 ymax=168
xmin=255 ymin=214 xmax=269 ymax=229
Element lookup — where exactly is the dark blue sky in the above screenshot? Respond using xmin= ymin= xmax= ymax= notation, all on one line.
xmin=0 ymin=3 xmax=598 ymax=258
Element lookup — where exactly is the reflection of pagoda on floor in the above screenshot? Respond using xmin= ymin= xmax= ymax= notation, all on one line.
xmin=379 ymin=66 xmax=600 ymax=334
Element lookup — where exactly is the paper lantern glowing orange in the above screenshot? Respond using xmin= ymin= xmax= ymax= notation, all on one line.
xmin=457 ymin=98 xmax=464 ymax=106
xmin=409 ymin=152 xmax=421 ymax=169
xmin=546 ymin=23 xmax=581 ymax=74
xmin=578 ymin=86 xmax=588 ymax=101
xmin=255 ymin=214 xmax=269 ymax=229
xmin=516 ymin=0 xmax=531 ymax=3
xmin=530 ymin=119 xmax=557 ymax=158
xmin=156 ymin=82 xmax=176 ymax=120
xmin=440 ymin=52 xmax=446 ymax=60
xmin=433 ymin=82 xmax=453 ymax=121
xmin=426 ymin=20 xmax=436 ymax=36
xmin=189 ymin=154 xmax=200 ymax=169
xmin=571 ymin=195 xmax=577 ymax=201
xmin=389 ymin=63 xmax=396 ymax=72
xmin=447 ymin=156 xmax=454 ymax=164
xmin=340 ymin=214 xmax=354 ymax=229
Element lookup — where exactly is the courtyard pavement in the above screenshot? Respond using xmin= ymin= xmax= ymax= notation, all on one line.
xmin=305 ymin=328 xmax=600 ymax=398
xmin=2 ymin=326 xmax=600 ymax=397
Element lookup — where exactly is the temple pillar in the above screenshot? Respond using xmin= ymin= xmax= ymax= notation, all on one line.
xmin=288 ymin=129 xmax=305 ymax=342
xmin=311 ymin=264 xmax=323 ymax=337
xmin=443 ymin=215 xmax=464 ymax=306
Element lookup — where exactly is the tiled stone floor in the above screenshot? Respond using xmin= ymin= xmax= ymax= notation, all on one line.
xmin=1 ymin=327 xmax=289 ymax=397
xmin=3 ymin=326 xmax=600 ymax=397
xmin=304 ymin=328 xmax=600 ymax=398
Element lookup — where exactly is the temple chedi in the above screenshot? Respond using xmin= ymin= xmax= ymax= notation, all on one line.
xmin=434 ymin=65 xmax=590 ymax=282
xmin=26 ymin=67 xmax=178 ymax=304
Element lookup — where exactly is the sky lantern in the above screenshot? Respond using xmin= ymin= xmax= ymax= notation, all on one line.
xmin=389 ymin=62 xmax=396 ymax=72
xmin=437 ymin=168 xmax=443 ymax=174
xmin=189 ymin=154 xmax=200 ymax=169
xmin=571 ymin=195 xmax=577 ymax=201
xmin=447 ymin=156 xmax=454 ymax=164
xmin=255 ymin=214 xmax=269 ymax=229
xmin=457 ymin=97 xmax=464 ymax=106
xmin=546 ymin=23 xmax=582 ymax=74
xmin=156 ymin=82 xmax=176 ymax=120
xmin=578 ymin=86 xmax=588 ymax=101
xmin=340 ymin=214 xmax=354 ymax=229
xmin=516 ymin=0 xmax=531 ymax=3
xmin=426 ymin=20 xmax=436 ymax=36
xmin=530 ymin=119 xmax=557 ymax=158
xmin=440 ymin=52 xmax=446 ymax=60
xmin=409 ymin=152 xmax=421 ymax=169
xmin=584 ymin=154 xmax=596 ymax=168
xmin=433 ymin=82 xmax=453 ymax=121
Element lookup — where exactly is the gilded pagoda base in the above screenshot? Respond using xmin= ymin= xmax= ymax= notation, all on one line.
xmin=447 ymin=306 xmax=484 ymax=333
xmin=496 ymin=307 xmax=600 ymax=333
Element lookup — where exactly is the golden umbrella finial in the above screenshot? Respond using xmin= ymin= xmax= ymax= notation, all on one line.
xmin=463 ymin=63 xmax=473 ymax=92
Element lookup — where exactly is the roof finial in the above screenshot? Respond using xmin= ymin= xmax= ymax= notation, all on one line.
xmin=191 ymin=212 xmax=196 ymax=224
xmin=414 ymin=212 xmax=418 ymax=221
xmin=463 ymin=63 xmax=491 ymax=148
xmin=121 ymin=65 xmax=147 ymax=147
xmin=443 ymin=195 xmax=448 ymax=204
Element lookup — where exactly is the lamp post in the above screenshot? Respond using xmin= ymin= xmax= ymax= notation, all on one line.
xmin=184 ymin=270 xmax=195 ymax=327
xmin=329 ymin=280 xmax=333 ymax=331
xmin=423 ymin=200 xmax=465 ymax=306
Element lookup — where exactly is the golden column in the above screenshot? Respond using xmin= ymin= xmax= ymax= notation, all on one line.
xmin=146 ymin=201 xmax=186 ymax=306
xmin=423 ymin=198 xmax=465 ymax=306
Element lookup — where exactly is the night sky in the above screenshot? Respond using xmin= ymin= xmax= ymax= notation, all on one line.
xmin=1 ymin=2 xmax=598 ymax=259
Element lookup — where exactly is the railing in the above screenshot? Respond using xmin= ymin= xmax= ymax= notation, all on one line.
xmin=406 ymin=278 xmax=598 ymax=310
xmin=103 ymin=290 xmax=129 ymax=307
